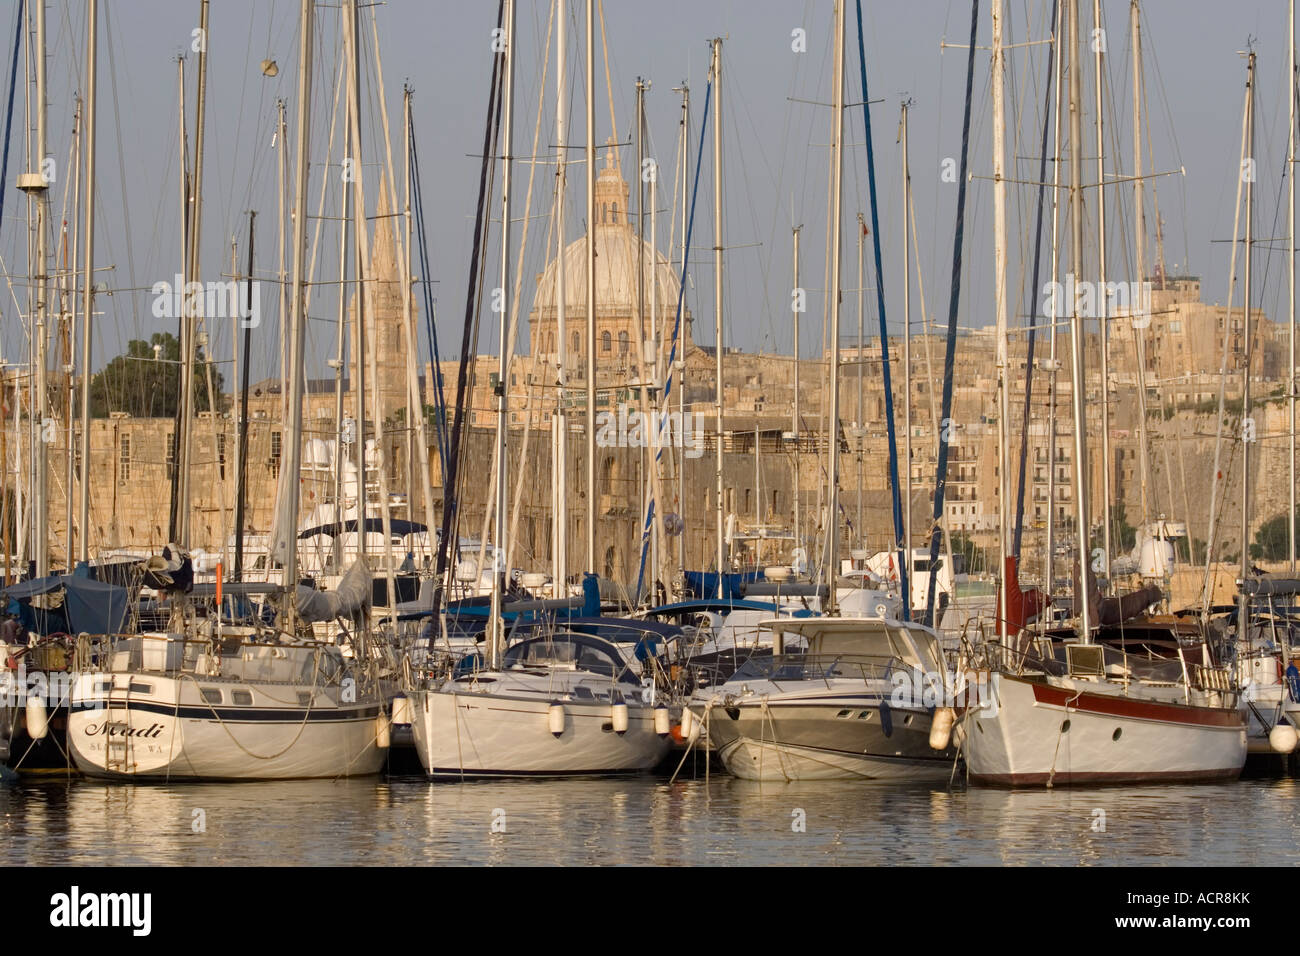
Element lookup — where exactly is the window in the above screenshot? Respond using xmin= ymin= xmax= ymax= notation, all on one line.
xmin=217 ymin=433 xmax=226 ymax=480
xmin=572 ymin=331 xmax=580 ymax=355
xmin=602 ymin=331 xmax=612 ymax=353
xmin=119 ymin=435 xmax=131 ymax=482
xmin=618 ymin=330 xmax=629 ymax=355
xmin=232 ymin=690 xmax=252 ymax=705
xmin=200 ymin=687 xmax=222 ymax=704
xmin=270 ymin=431 xmax=282 ymax=477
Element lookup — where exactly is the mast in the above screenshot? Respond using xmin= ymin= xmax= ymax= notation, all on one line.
xmin=281 ymin=0 xmax=314 ymax=619
xmin=856 ymin=211 xmax=864 ymax=553
xmin=824 ymin=0 xmax=846 ymax=610
xmin=1045 ymin=0 xmax=1064 ymax=593
xmin=29 ymin=0 xmax=48 ymax=576
xmin=1239 ymin=50 xmax=1256 ymax=632
xmin=1092 ymin=0 xmax=1113 ymax=575
xmin=1291 ymin=0 xmax=1297 ymax=573
xmin=901 ymin=103 xmax=911 ymax=566
xmin=1067 ymin=0 xmax=1094 ymax=642
xmin=584 ymin=0 xmax=596 ymax=577
xmin=345 ymin=0 xmax=368 ymax=562
xmin=177 ymin=0 xmax=210 ymax=551
xmin=333 ymin=93 xmax=351 ymax=542
xmin=234 ymin=212 xmax=254 ymax=578
xmin=792 ymin=224 xmax=801 ymax=565
xmin=490 ymin=0 xmax=516 ymax=668
xmin=993 ymin=0 xmax=1009 ymax=645
xmin=78 ymin=0 xmax=96 ymax=564
xmin=711 ymin=37 xmax=724 ymax=595
xmin=675 ymin=82 xmax=688 ymax=576
xmin=1130 ymin=0 xmax=1153 ymax=528
xmin=553 ymin=0 xmax=568 ymax=593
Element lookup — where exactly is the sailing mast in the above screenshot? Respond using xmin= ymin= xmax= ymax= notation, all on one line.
xmin=1291 ymin=0 xmax=1297 ymax=574
xmin=1092 ymin=0 xmax=1113 ymax=575
xmin=711 ymin=37 xmax=724 ymax=597
xmin=281 ymin=0 xmax=314 ymax=623
xmin=1129 ymin=0 xmax=1153 ymax=529
xmin=489 ymin=0 xmax=516 ymax=668
xmin=1067 ymin=0 xmax=1094 ymax=642
xmin=1045 ymin=0 xmax=1064 ymax=593
xmin=553 ymin=0 xmax=568 ymax=594
xmin=992 ymin=0 xmax=1009 ymax=646
xmin=585 ymin=0 xmax=596 ymax=578
xmin=900 ymin=103 xmax=911 ymax=567
xmin=1239 ymin=50 xmax=1256 ymax=634
xmin=824 ymin=0 xmax=846 ymax=611
xmin=792 ymin=224 xmax=801 ymax=567
xmin=176 ymin=0 xmax=210 ymax=551
xmin=78 ymin=0 xmax=96 ymax=564
xmin=24 ymin=0 xmax=49 ymax=576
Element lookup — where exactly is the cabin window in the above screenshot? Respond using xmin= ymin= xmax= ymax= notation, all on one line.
xmin=297 ymin=692 xmax=313 ymax=707
xmin=128 ymin=681 xmax=152 ymax=695
xmin=232 ymin=690 xmax=252 ymax=706
xmin=200 ymin=687 xmax=222 ymax=704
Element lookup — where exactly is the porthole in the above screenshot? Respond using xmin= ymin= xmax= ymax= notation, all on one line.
xmin=233 ymin=690 xmax=253 ymax=706
xmin=903 ymin=714 xmax=914 ymax=726
xmin=1112 ymin=727 xmax=1122 ymax=741
xmin=200 ymin=687 xmax=222 ymax=704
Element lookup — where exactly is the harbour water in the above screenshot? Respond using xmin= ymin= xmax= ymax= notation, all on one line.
xmin=4 ymin=772 xmax=1297 ymax=866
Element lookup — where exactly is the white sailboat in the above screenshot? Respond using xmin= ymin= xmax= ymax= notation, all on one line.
xmin=67 ymin=0 xmax=389 ymax=782
xmin=960 ymin=0 xmax=1246 ymax=786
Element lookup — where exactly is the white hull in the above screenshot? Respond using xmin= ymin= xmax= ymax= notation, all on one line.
xmin=411 ymin=686 xmax=670 ymax=778
xmin=716 ymin=736 xmax=952 ymax=782
xmin=963 ymin=672 xmax=1247 ymax=786
xmin=67 ymin=672 xmax=386 ymax=780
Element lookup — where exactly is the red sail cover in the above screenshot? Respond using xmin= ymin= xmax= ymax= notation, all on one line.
xmin=998 ymin=555 xmax=1047 ymax=637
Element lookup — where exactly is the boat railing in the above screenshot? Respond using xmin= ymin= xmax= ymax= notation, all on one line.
xmin=732 ymin=652 xmax=904 ymax=686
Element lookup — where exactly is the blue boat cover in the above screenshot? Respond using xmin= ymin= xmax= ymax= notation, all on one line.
xmin=3 ymin=574 xmax=132 ymax=636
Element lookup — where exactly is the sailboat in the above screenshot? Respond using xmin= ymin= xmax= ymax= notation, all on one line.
xmin=408 ymin=0 xmax=672 ymax=779
xmin=960 ymin=0 xmax=1245 ymax=786
xmin=66 ymin=0 xmax=388 ymax=781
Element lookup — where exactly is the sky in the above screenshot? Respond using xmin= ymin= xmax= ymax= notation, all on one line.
xmin=0 ymin=0 xmax=1296 ymax=395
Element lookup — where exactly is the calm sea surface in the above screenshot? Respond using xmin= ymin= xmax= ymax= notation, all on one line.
xmin=3 ymin=766 xmax=1297 ymax=866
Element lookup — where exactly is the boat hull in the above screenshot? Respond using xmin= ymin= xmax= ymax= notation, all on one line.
xmin=964 ymin=672 xmax=1247 ymax=786
xmin=67 ymin=673 xmax=386 ymax=781
xmin=411 ymin=687 xmax=671 ymax=778
xmin=699 ymin=695 xmax=955 ymax=782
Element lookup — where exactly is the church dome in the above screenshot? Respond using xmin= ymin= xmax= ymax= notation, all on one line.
xmin=530 ymin=148 xmax=688 ymax=327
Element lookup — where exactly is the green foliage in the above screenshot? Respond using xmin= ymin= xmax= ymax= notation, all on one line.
xmin=948 ymin=531 xmax=985 ymax=574
xmin=1251 ymin=507 xmax=1300 ymax=562
xmin=89 ymin=332 xmax=225 ymax=419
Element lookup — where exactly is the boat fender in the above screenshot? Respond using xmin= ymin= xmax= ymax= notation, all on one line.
xmin=25 ymin=696 xmax=48 ymax=741
xmin=375 ymin=713 xmax=391 ymax=749
xmin=676 ymin=707 xmax=696 ymax=743
xmin=611 ymin=701 xmax=629 ymax=735
xmin=929 ymin=707 xmax=955 ymax=751
xmin=547 ymin=702 xmax=565 ymax=737
xmin=653 ymin=705 xmax=671 ymax=737
xmin=1269 ymin=721 xmax=1299 ymax=754
xmin=878 ymin=699 xmax=893 ymax=737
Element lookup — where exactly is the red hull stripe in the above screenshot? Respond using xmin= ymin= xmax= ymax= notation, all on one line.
xmin=970 ymin=766 xmax=1243 ymax=787
xmin=1025 ymin=679 xmax=1245 ymax=729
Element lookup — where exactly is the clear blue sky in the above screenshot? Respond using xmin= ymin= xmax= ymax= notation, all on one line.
xmin=0 ymin=1 xmax=1293 ymax=391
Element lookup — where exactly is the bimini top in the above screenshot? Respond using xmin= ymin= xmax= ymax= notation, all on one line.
xmin=759 ymin=616 xmax=946 ymax=674
xmin=643 ymin=598 xmax=818 ymax=619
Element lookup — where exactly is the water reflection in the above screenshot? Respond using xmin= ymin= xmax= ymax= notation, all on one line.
xmin=2 ymin=774 xmax=1294 ymax=866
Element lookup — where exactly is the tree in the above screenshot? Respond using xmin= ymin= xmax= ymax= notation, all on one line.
xmin=947 ymin=531 xmax=986 ymax=574
xmin=1251 ymin=507 xmax=1300 ymax=561
xmin=88 ymin=331 xmax=225 ymax=419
